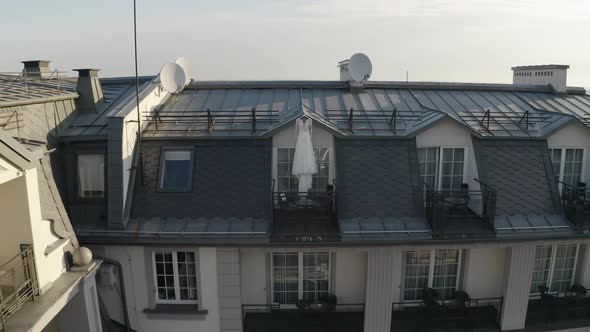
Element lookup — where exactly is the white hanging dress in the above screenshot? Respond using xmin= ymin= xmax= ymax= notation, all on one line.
xmin=292 ymin=118 xmax=317 ymax=193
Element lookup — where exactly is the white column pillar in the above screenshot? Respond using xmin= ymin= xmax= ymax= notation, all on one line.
xmin=364 ymin=247 xmax=402 ymax=332
xmin=57 ymin=269 xmax=103 ymax=332
xmin=500 ymin=245 xmax=535 ymax=331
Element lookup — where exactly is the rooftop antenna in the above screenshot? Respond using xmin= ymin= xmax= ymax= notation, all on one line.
xmin=175 ymin=57 xmax=192 ymax=85
xmin=347 ymin=53 xmax=372 ymax=82
xmin=133 ymin=0 xmax=144 ymax=185
xmin=159 ymin=62 xmax=186 ymax=93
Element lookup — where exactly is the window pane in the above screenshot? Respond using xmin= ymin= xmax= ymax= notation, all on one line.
xmin=177 ymin=252 xmax=198 ymax=300
xmin=277 ymin=148 xmax=330 ymax=192
xmin=160 ymin=150 xmax=192 ymax=191
xmin=404 ymin=251 xmax=431 ymax=301
xmin=77 ymin=154 xmax=105 ymax=199
xmin=154 ymin=251 xmax=176 ymax=300
xmin=302 ymin=252 xmax=330 ymax=302
xmin=549 ymin=245 xmax=577 ymax=292
xmin=272 ymin=253 xmax=299 ymax=304
xmin=432 ymin=250 xmax=460 ymax=300
xmin=531 ymin=246 xmax=553 ymax=293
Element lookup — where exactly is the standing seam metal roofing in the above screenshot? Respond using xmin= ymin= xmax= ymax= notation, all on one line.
xmin=140 ymin=81 xmax=588 ymax=139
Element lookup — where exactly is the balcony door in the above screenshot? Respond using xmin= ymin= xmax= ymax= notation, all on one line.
xmin=276 ymin=147 xmax=330 ymax=192
xmin=418 ymin=147 xmax=465 ymax=191
xmin=549 ymin=148 xmax=584 ymax=186
xmin=271 ymin=252 xmax=331 ymax=305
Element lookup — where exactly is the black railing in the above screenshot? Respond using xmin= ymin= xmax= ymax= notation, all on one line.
xmin=392 ymin=297 xmax=503 ymax=331
xmin=561 ymin=181 xmax=590 ymax=228
xmin=0 ymin=245 xmax=38 ymax=331
xmin=424 ymin=180 xmax=497 ymax=233
xmin=272 ymin=191 xmax=336 ymax=221
xmin=527 ymin=291 xmax=590 ymax=326
xmin=242 ymin=303 xmax=365 ymax=332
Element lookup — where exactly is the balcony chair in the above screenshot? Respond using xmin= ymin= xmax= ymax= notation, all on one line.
xmin=445 ymin=290 xmax=471 ymax=316
xmin=538 ymin=285 xmax=557 ymax=323
xmin=295 ymin=294 xmax=337 ymax=314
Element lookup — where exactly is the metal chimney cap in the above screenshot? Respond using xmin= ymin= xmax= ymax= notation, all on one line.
xmin=21 ymin=60 xmax=51 ymax=67
xmin=73 ymin=68 xmax=101 ymax=78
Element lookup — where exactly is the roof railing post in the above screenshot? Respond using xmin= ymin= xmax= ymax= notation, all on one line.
xmin=154 ymin=108 xmax=160 ymax=130
xmin=348 ymin=108 xmax=354 ymax=131
xmin=389 ymin=107 xmax=398 ymax=131
xmin=252 ymin=107 xmax=256 ymax=133
xmin=23 ymin=69 xmax=28 ymax=94
xmin=207 ymin=108 xmax=214 ymax=133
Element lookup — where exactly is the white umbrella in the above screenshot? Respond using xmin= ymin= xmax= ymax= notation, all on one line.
xmin=292 ymin=117 xmax=317 ymax=193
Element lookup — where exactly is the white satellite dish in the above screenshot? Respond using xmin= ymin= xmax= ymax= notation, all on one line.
xmin=159 ymin=62 xmax=186 ymax=93
xmin=175 ymin=57 xmax=192 ymax=85
xmin=348 ymin=53 xmax=372 ymax=82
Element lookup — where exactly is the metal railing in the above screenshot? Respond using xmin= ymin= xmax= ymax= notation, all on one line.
xmin=424 ymin=180 xmax=497 ymax=233
xmin=392 ymin=296 xmax=503 ymax=327
xmin=560 ymin=181 xmax=590 ymax=228
xmin=0 ymin=70 xmax=73 ymax=94
xmin=242 ymin=303 xmax=365 ymax=316
xmin=0 ymin=245 xmax=38 ymax=330
xmin=272 ymin=191 xmax=336 ymax=220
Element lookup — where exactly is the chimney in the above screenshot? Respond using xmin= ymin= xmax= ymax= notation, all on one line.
xmin=512 ymin=64 xmax=569 ymax=93
xmin=73 ymin=69 xmax=104 ymax=112
xmin=22 ymin=60 xmax=52 ymax=79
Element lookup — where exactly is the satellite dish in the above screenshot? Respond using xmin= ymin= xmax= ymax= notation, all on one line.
xmin=348 ymin=53 xmax=372 ymax=82
xmin=175 ymin=57 xmax=192 ymax=85
xmin=159 ymin=62 xmax=186 ymax=93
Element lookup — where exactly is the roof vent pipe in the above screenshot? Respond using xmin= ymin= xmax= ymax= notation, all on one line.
xmin=22 ymin=60 xmax=52 ymax=79
xmin=73 ymin=69 xmax=104 ymax=112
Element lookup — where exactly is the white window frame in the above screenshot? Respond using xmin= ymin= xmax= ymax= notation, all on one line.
xmin=273 ymin=147 xmax=333 ymax=192
xmin=152 ymin=250 xmax=199 ymax=305
xmin=402 ymin=249 xmax=463 ymax=302
xmin=417 ymin=146 xmax=468 ymax=191
xmin=530 ymin=244 xmax=579 ymax=295
xmin=270 ymin=251 xmax=332 ymax=306
xmin=548 ymin=147 xmax=585 ymax=187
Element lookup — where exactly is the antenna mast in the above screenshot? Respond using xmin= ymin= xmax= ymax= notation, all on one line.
xmin=133 ymin=0 xmax=144 ymax=185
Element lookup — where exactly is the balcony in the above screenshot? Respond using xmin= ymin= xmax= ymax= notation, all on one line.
xmin=271 ymin=191 xmax=338 ymax=242
xmin=526 ymin=289 xmax=590 ymax=330
xmin=391 ymin=296 xmax=503 ymax=332
xmin=561 ymin=182 xmax=590 ymax=229
xmin=242 ymin=303 xmax=364 ymax=332
xmin=425 ymin=180 xmax=497 ymax=238
xmin=0 ymin=245 xmax=38 ymax=330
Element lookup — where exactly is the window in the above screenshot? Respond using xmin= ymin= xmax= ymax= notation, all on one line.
xmin=549 ymin=148 xmax=584 ymax=186
xmin=271 ymin=252 xmax=330 ymax=304
xmin=159 ymin=149 xmax=193 ymax=192
xmin=276 ymin=148 xmax=329 ymax=192
xmin=404 ymin=249 xmax=461 ymax=301
xmin=153 ymin=251 xmax=198 ymax=303
xmin=417 ymin=147 xmax=465 ymax=191
xmin=531 ymin=245 xmax=578 ymax=293
xmin=77 ymin=154 xmax=105 ymax=199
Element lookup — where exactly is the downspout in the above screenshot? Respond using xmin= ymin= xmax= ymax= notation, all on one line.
xmin=94 ymin=255 xmax=131 ymax=332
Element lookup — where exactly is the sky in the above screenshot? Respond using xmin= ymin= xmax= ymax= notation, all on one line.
xmin=1 ymin=0 xmax=589 ymax=86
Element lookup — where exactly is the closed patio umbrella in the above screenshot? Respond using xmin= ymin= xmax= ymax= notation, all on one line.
xmin=292 ymin=117 xmax=317 ymax=193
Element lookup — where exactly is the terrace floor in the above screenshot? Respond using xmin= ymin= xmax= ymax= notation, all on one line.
xmin=243 ymin=310 xmax=364 ymax=332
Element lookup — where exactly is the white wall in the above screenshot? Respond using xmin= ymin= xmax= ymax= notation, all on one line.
xmin=334 ymin=248 xmax=367 ymax=303
xmin=271 ymin=120 xmax=336 ymax=186
xmin=547 ymin=121 xmax=590 ymax=184
xmin=240 ymin=248 xmax=268 ymax=304
xmin=95 ymin=245 xmax=221 ymax=332
xmin=463 ymin=247 xmax=506 ymax=298
xmin=415 ymin=117 xmax=480 ymax=191
xmin=0 ymin=172 xmax=34 ymax=264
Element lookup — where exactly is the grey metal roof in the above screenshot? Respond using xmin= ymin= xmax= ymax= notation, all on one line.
xmin=141 ymin=80 xmax=588 ymax=139
xmin=59 ymin=76 xmax=155 ymax=137
xmin=472 ymin=137 xmax=573 ymax=235
xmin=0 ymin=74 xmax=77 ymax=107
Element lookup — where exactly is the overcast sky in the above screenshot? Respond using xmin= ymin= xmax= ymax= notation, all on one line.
xmin=1 ymin=0 xmax=589 ymax=86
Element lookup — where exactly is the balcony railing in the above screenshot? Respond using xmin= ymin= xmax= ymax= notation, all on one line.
xmin=424 ymin=180 xmax=497 ymax=235
xmin=242 ymin=303 xmax=364 ymax=332
xmin=0 ymin=245 xmax=38 ymax=330
xmin=527 ymin=290 xmax=590 ymax=328
xmin=271 ymin=190 xmax=338 ymax=242
xmin=392 ymin=297 xmax=503 ymax=332
xmin=561 ymin=182 xmax=590 ymax=229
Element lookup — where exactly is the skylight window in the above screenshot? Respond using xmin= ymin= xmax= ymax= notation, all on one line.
xmin=158 ymin=149 xmax=193 ymax=192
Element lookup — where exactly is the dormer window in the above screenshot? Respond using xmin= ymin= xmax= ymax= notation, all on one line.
xmin=158 ymin=149 xmax=194 ymax=192
xmin=77 ymin=154 xmax=105 ymax=199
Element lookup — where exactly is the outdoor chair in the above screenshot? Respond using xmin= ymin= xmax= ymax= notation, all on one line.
xmin=296 ymin=294 xmax=337 ymax=314
xmin=445 ymin=290 xmax=471 ymax=316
